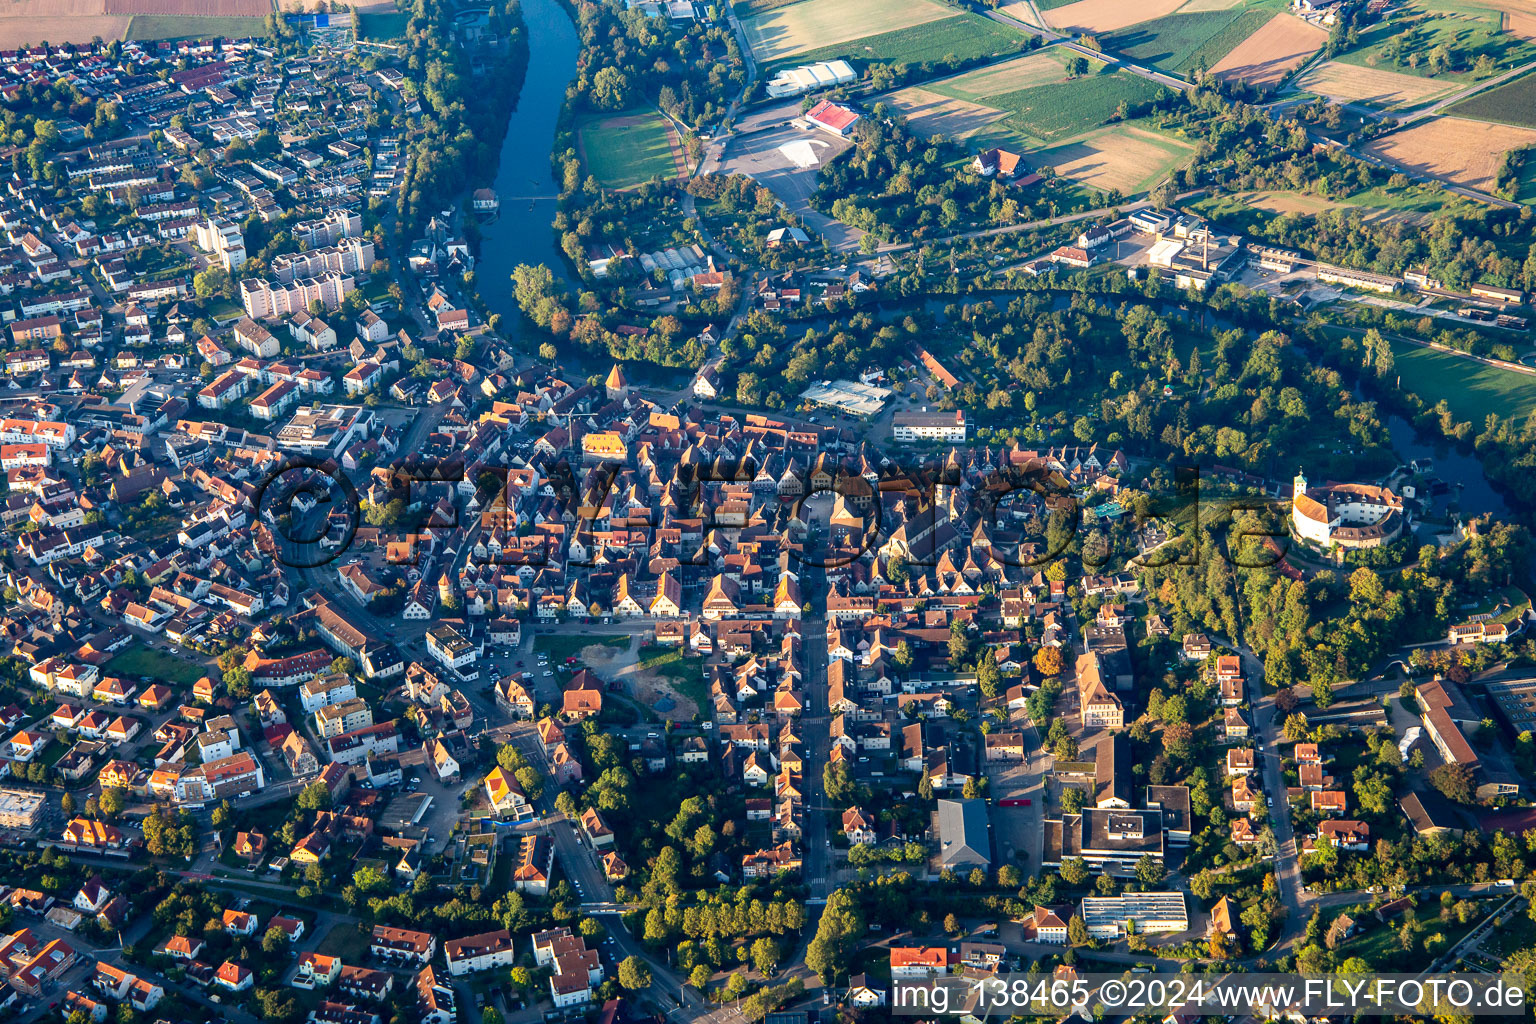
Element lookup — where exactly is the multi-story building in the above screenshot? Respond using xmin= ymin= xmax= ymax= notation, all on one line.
xmin=240 ymin=271 xmax=354 ymax=320
xmin=192 ymin=217 xmax=246 ymax=271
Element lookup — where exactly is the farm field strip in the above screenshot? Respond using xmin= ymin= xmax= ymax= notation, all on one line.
xmin=1446 ymin=69 xmax=1536 ymax=126
xmin=740 ymin=0 xmax=951 ymax=61
xmin=1210 ymin=12 xmax=1328 ymax=86
xmin=1291 ymin=59 xmax=1461 ymax=108
xmin=1108 ymin=5 xmax=1289 ymax=75
xmin=887 ymin=87 xmax=1011 ymax=141
xmin=1041 ymin=0 xmax=1187 ymax=33
xmin=1362 ymin=114 xmax=1536 ymax=191
xmin=936 ymin=49 xmax=1076 ymax=98
xmin=1024 ymin=123 xmax=1194 ymax=193
xmin=783 ymin=12 xmax=1031 ymax=69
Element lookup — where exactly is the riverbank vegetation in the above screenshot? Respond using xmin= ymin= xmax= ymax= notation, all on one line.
xmin=390 ymin=0 xmax=530 ymax=237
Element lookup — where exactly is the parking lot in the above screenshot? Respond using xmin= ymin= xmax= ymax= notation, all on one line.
xmin=716 ymin=123 xmax=864 ymax=250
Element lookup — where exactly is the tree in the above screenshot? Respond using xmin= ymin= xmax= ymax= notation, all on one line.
xmin=618 ymin=955 xmax=652 ymax=991
xmin=1068 ymin=914 xmax=1090 ymax=946
xmin=750 ymin=936 xmax=780 ymax=976
xmin=1060 ymin=857 xmax=1089 ymax=886
xmin=690 ymin=963 xmax=713 ymax=990
xmin=1034 ymin=647 xmax=1064 ymax=677
xmin=261 ymin=926 xmax=288 ymax=955
xmin=1134 ymin=854 xmax=1164 ymax=887
xmin=1430 ymin=762 xmax=1476 ymax=804
xmin=804 ymin=888 xmax=865 ymax=983
xmin=590 ymin=67 xmax=631 ymax=110
xmin=60 ymin=792 xmax=74 ymax=816
xmin=99 ymin=787 xmax=124 ymax=818
xmin=294 ymin=780 xmax=331 ymax=812
xmin=976 ymin=649 xmax=1002 ymax=700
xmin=353 ymin=865 xmax=389 ymax=894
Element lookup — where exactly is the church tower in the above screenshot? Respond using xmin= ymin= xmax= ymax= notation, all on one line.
xmin=1292 ymin=470 xmax=1308 ymax=507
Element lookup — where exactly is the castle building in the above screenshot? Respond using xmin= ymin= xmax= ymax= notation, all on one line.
xmin=1291 ymin=471 xmax=1404 ymax=549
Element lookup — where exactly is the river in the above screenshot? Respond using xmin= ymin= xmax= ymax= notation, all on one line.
xmin=1386 ymin=414 xmax=1512 ymax=522
xmin=475 ymin=0 xmax=580 ymax=330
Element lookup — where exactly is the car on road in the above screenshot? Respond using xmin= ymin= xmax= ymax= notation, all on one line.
xmin=542 ymin=671 xmax=553 ymax=677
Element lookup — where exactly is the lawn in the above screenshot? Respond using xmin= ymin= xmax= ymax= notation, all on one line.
xmin=576 ymin=109 xmax=682 ymax=190
xmin=1107 ymin=6 xmax=1283 ymax=74
xmin=105 ymin=646 xmax=206 ymax=687
xmin=786 ymin=13 xmax=1033 ymax=70
xmin=1386 ymin=336 xmax=1536 ymax=422
xmin=315 ymin=923 xmax=372 ymax=962
xmin=126 ymin=14 xmax=269 ymax=40
xmin=1333 ymin=0 xmax=1536 ymax=82
xmin=1447 ymin=69 xmax=1536 ymax=128
xmin=534 ymin=633 xmax=630 ymax=664
xmin=358 ymin=10 xmax=410 ymax=38
xmin=637 ymin=646 xmax=709 ymax=709
xmin=954 ymin=69 xmax=1168 ymax=145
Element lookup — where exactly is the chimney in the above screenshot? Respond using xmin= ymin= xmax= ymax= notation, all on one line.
xmin=1202 ymin=231 xmax=1209 ymax=271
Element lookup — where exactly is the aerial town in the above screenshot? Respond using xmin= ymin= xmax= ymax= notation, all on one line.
xmin=0 ymin=0 xmax=1531 ymax=1022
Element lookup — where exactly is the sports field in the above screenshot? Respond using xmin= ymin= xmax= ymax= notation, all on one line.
xmin=1387 ymin=337 xmax=1536 ymax=423
xmin=1026 ymin=124 xmax=1193 ymax=193
xmin=741 ymin=0 xmax=952 ymax=61
xmin=1448 ymin=69 xmax=1536 ymax=127
xmin=1363 ymin=115 xmax=1536 ymax=191
xmin=1210 ymin=12 xmax=1327 ymax=86
xmin=1107 ymin=5 xmax=1289 ymax=74
xmin=577 ymin=110 xmax=686 ymax=190
xmin=1332 ymin=0 xmax=1536 ymax=81
xmin=1291 ymin=60 xmax=1460 ymax=108
xmin=784 ymin=11 xmax=1032 ymax=68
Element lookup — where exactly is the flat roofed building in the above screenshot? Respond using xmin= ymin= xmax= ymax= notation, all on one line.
xmin=799 ymin=379 xmax=891 ymax=418
xmin=0 ymin=788 xmax=45 ymax=829
xmin=1079 ymin=892 xmax=1187 ymax=939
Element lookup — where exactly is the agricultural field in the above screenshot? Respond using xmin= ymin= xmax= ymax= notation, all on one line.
xmin=784 ymin=12 xmax=1033 ymax=69
xmin=1107 ymin=3 xmax=1290 ymax=75
xmin=939 ymin=48 xmax=1079 ymax=95
xmin=1290 ymin=60 xmax=1460 ymax=108
xmin=0 ymin=0 xmax=128 ymax=46
xmin=889 ymin=87 xmax=1010 ymax=140
xmin=740 ymin=0 xmax=953 ymax=62
xmin=921 ymin=57 xmax=1166 ymax=146
xmin=1210 ymin=12 xmax=1327 ymax=87
xmin=1363 ymin=115 xmax=1536 ymax=191
xmin=1332 ymin=0 xmax=1536 ymax=82
xmin=1190 ymin=186 xmax=1455 ymax=230
xmin=1032 ymin=0 xmax=1186 ymax=34
xmin=1386 ymin=337 xmax=1536 ymax=422
xmin=1447 ymin=69 xmax=1536 ymax=126
xmin=126 ymin=13 xmax=267 ymax=38
xmin=106 ymin=0 xmax=270 ymax=12
xmin=576 ymin=109 xmax=686 ymax=190
xmin=1026 ymin=123 xmax=1193 ymax=193
xmin=358 ymin=10 xmax=409 ymax=37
